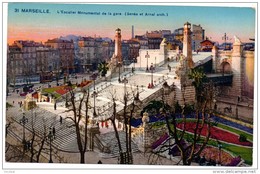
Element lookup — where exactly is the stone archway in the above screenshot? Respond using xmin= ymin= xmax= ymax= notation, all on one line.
xmin=220 ymin=61 xmax=232 ymax=74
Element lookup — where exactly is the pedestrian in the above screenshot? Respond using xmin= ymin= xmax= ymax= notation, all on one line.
xmin=118 ymin=122 xmax=121 ymax=129
xmin=168 ymin=64 xmax=171 ymax=72
xmin=60 ymin=116 xmax=62 ymax=124
xmin=13 ymin=101 xmax=15 ymax=104
xmin=54 ymin=102 xmax=57 ymax=110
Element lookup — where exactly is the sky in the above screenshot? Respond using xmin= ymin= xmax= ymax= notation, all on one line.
xmin=7 ymin=3 xmax=256 ymax=44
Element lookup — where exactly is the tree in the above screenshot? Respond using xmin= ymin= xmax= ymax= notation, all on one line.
xmin=108 ymin=85 xmax=142 ymax=164
xmin=5 ymin=108 xmax=53 ymax=163
xmin=27 ymin=108 xmax=50 ymax=163
xmin=108 ymin=91 xmax=123 ymax=162
xmin=98 ymin=61 xmax=109 ymax=78
xmin=149 ymin=67 xmax=215 ymax=165
xmin=64 ymin=87 xmax=90 ymax=163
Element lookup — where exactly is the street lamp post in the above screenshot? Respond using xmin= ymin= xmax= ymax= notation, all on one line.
xmin=90 ymin=73 xmax=98 ymax=118
xmin=47 ymin=127 xmax=54 ymax=163
xmin=145 ymin=51 xmax=150 ymax=72
xmin=122 ymin=76 xmax=128 ymax=99
xmin=150 ymin=63 xmax=155 ymax=88
xmin=118 ymin=62 xmax=122 ymax=82
xmin=222 ymin=33 xmax=231 ymax=50
xmin=91 ymin=73 xmax=97 ymax=90
xmin=19 ymin=112 xmax=28 ymax=147
xmin=133 ymin=58 xmax=136 ymax=73
xmin=93 ymin=90 xmax=97 ymax=118
xmin=213 ymin=99 xmax=217 ymax=110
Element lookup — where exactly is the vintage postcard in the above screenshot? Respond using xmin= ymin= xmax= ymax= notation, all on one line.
xmin=3 ymin=2 xmax=257 ymax=173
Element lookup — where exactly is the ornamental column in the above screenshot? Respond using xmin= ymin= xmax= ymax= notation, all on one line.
xmin=183 ymin=22 xmax=194 ymax=68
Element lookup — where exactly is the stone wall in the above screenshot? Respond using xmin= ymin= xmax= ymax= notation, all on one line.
xmin=212 ymin=40 xmax=254 ymax=100
xmin=132 ymin=123 xmax=168 ymax=152
xmin=173 ymin=80 xmax=195 ymax=106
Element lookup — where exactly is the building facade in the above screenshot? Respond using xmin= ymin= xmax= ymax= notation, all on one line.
xmin=192 ymin=24 xmax=205 ymax=51
xmin=45 ymin=38 xmax=75 ymax=76
xmin=200 ymin=39 xmax=215 ymax=52
xmin=7 ymin=40 xmax=43 ymax=86
xmin=146 ymin=31 xmax=163 ymax=49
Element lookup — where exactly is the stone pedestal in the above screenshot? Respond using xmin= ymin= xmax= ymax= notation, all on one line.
xmin=24 ymin=93 xmax=37 ymax=111
xmin=88 ymin=126 xmax=100 ymax=151
xmin=230 ymin=36 xmax=243 ymax=97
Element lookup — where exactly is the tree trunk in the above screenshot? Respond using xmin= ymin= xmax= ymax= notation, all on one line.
xmin=80 ymin=151 xmax=85 ymax=164
xmin=30 ymin=132 xmax=36 ymax=162
xmin=75 ymin=123 xmax=84 ymax=163
xmin=36 ymin=138 xmax=45 ymax=162
xmin=111 ymin=119 xmax=123 ymax=155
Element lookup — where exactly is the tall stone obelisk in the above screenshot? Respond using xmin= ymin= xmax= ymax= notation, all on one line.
xmin=182 ymin=22 xmax=194 ymax=68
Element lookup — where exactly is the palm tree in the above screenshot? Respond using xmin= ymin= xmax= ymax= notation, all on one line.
xmin=98 ymin=61 xmax=109 ymax=78
xmin=188 ymin=67 xmax=206 ymax=102
xmin=145 ymin=67 xmax=214 ymax=165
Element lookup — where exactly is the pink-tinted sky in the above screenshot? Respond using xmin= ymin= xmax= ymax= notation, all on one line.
xmin=7 ymin=3 xmax=256 ymax=44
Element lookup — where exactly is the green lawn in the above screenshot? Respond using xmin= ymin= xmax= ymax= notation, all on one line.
xmin=154 ymin=119 xmax=253 ymax=165
xmin=41 ymin=85 xmax=77 ymax=99
xmin=223 ymin=144 xmax=252 ymax=165
xmin=182 ymin=131 xmax=253 ymax=165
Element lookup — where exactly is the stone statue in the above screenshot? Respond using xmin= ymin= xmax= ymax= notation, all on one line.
xmin=142 ymin=112 xmax=149 ymax=127
xmin=160 ymin=38 xmax=167 ymax=45
xmin=234 ymin=35 xmax=242 ymax=44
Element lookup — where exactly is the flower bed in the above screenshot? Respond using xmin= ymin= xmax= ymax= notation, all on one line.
xmin=198 ymin=146 xmax=234 ymax=166
xmin=130 ymin=113 xmax=253 ymax=135
xmin=211 ymin=115 xmax=253 ymax=134
xmin=151 ymin=133 xmax=169 ymax=149
xmin=176 ymin=122 xmax=252 ymax=147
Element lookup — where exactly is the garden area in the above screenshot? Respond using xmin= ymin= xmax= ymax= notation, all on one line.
xmin=132 ymin=114 xmax=253 ymax=166
xmin=41 ymin=80 xmax=92 ymax=99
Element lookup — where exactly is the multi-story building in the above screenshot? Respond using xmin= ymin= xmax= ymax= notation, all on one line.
xmin=200 ymin=39 xmax=215 ymax=52
xmin=36 ymin=47 xmax=60 ymax=83
xmin=128 ymin=39 xmax=140 ymax=63
xmin=173 ymin=24 xmax=205 ymax=51
xmin=45 ymin=38 xmax=75 ymax=76
xmin=134 ymin=35 xmax=148 ymax=49
xmin=192 ymin=24 xmax=205 ymax=51
xmin=146 ymin=31 xmax=163 ymax=49
xmin=78 ymin=36 xmax=95 ymax=73
xmin=173 ymin=28 xmax=184 ymax=42
xmin=78 ymin=37 xmax=112 ymax=73
xmin=7 ymin=40 xmax=43 ymax=86
xmin=121 ymin=40 xmax=129 ymax=64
